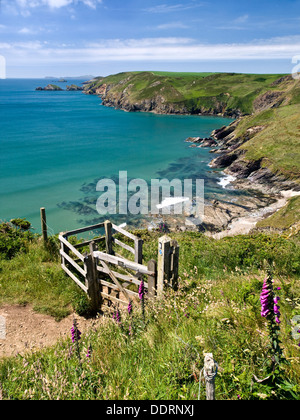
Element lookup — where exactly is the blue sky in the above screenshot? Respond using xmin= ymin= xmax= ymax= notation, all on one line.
xmin=1 ymin=0 xmax=300 ymax=77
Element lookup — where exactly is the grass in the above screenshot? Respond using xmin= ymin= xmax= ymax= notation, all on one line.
xmin=151 ymin=71 xmax=216 ymax=78
xmin=257 ymin=195 xmax=300 ymax=232
xmin=0 ymin=225 xmax=86 ymax=320
xmin=0 ymin=225 xmax=300 ymax=399
xmin=87 ymin=71 xmax=297 ymax=116
xmin=0 ymin=266 xmax=299 ymax=400
xmin=234 ymin=104 xmax=300 ymax=181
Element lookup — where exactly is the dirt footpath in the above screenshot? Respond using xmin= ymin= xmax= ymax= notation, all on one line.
xmin=0 ymin=305 xmax=102 ymax=358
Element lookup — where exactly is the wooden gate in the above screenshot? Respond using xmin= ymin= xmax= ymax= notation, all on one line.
xmin=59 ymin=220 xmax=180 ymax=313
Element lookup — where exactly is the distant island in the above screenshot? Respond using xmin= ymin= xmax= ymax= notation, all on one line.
xmin=36 ymin=84 xmax=63 ymax=91
xmin=35 ymin=84 xmax=83 ymax=91
xmin=44 ymin=75 xmax=95 ymax=80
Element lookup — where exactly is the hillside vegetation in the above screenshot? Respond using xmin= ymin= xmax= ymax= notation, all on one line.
xmin=0 ymin=221 xmax=300 ymax=399
xmin=0 ymin=72 xmax=299 ymax=399
xmin=85 ymin=71 xmax=300 ymax=116
xmin=85 ymin=71 xmax=300 ymax=231
xmin=211 ymin=103 xmax=300 ymax=183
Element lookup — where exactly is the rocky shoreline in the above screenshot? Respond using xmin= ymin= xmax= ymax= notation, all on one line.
xmin=84 ymin=80 xmax=241 ymax=118
xmin=149 ymin=121 xmax=299 ymax=236
xmin=180 ymin=121 xmax=300 ymax=236
xmin=84 ymin=77 xmax=299 ymax=237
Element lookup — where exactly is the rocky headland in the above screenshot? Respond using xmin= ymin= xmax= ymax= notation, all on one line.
xmin=83 ymin=71 xmax=300 ymax=236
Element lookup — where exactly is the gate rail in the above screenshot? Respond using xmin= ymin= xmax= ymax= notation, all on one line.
xmin=59 ymin=220 xmax=178 ymax=313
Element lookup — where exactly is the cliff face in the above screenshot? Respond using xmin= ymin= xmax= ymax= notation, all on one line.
xmin=83 ymin=71 xmax=300 ymax=233
xmin=209 ymin=103 xmax=300 ymax=193
xmin=85 ymin=71 xmax=298 ymax=117
xmin=88 ymin=79 xmax=190 ymax=114
xmin=85 ymin=71 xmax=300 ymax=191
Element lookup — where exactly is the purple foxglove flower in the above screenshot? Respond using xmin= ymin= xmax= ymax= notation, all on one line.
xmin=112 ymin=309 xmax=121 ymax=324
xmin=116 ymin=309 xmax=121 ymax=323
xmin=128 ymin=301 xmax=133 ymax=315
xmin=274 ymin=305 xmax=280 ymax=315
xmin=71 ymin=320 xmax=81 ymax=343
xmin=139 ymin=280 xmax=145 ymax=300
xmin=273 ymin=297 xmax=280 ymax=304
xmin=86 ymin=346 xmax=92 ymax=359
xmin=260 ymin=277 xmax=270 ymax=318
xmin=261 ymin=309 xmax=270 ymax=317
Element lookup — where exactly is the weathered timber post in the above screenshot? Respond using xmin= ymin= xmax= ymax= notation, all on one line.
xmin=104 ymin=220 xmax=113 ymax=255
xmin=60 ymin=232 xmax=67 ymax=267
xmin=40 ymin=207 xmax=48 ymax=244
xmin=157 ymin=235 xmax=179 ymax=298
xmin=85 ymin=241 xmax=101 ymax=313
xmin=170 ymin=239 xmax=179 ymax=291
xmin=134 ymin=238 xmax=143 ymax=264
xmin=147 ymin=259 xmax=157 ymax=298
xmin=203 ymin=353 xmax=218 ymax=400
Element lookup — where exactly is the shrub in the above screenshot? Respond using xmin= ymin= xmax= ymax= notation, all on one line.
xmin=0 ymin=219 xmax=34 ymax=260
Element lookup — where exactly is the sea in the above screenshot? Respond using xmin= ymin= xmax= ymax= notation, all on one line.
xmin=0 ymin=78 xmax=239 ymax=235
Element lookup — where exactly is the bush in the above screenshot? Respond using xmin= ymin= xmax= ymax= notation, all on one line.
xmin=0 ymin=219 xmax=34 ymax=260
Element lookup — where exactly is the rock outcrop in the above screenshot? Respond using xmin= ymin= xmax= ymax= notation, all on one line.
xmin=66 ymin=84 xmax=84 ymax=91
xmin=35 ymin=84 xmax=63 ymax=91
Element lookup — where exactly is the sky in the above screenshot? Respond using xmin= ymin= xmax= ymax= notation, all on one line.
xmin=0 ymin=0 xmax=300 ymax=77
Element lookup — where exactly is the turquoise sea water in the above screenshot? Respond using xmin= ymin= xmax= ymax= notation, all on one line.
xmin=0 ymin=78 xmax=234 ymax=234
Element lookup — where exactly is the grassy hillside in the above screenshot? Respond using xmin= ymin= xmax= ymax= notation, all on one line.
xmin=86 ymin=71 xmax=300 ymax=231
xmin=0 ymin=222 xmax=300 ymax=399
xmin=223 ymin=104 xmax=300 ymax=181
xmin=256 ymin=195 xmax=300 ymax=233
xmin=85 ymin=71 xmax=299 ymax=116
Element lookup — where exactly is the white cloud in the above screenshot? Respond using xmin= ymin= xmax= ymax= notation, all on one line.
xmin=157 ymin=22 xmax=189 ymax=30
xmin=3 ymin=37 xmax=300 ymax=66
xmin=144 ymin=3 xmax=202 ymax=14
xmin=18 ymin=27 xmax=37 ymax=34
xmin=46 ymin=0 xmax=73 ymax=8
xmin=4 ymin=0 xmax=102 ymax=12
xmin=234 ymin=14 xmax=249 ymax=24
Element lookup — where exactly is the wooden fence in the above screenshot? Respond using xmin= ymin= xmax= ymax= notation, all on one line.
xmin=59 ymin=220 xmax=179 ymax=313
xmin=58 ymin=219 xmax=219 ymax=400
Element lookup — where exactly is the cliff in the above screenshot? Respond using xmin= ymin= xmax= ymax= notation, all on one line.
xmin=84 ymin=71 xmax=300 ymax=233
xmin=84 ymin=71 xmax=299 ymax=117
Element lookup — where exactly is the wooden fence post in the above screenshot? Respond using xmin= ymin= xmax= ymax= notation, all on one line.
xmin=85 ymin=242 xmax=101 ymax=313
xmin=204 ymin=353 xmax=218 ymax=400
xmin=170 ymin=239 xmax=179 ymax=291
xmin=157 ymin=235 xmax=179 ymax=298
xmin=134 ymin=238 xmax=143 ymax=264
xmin=104 ymin=220 xmax=113 ymax=255
xmin=40 ymin=207 xmax=48 ymax=244
xmin=147 ymin=259 xmax=157 ymax=298
xmin=60 ymin=232 xmax=67 ymax=266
